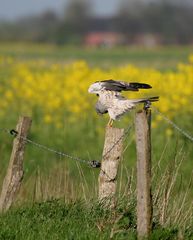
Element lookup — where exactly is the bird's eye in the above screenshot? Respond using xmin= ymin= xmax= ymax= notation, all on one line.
xmin=96 ymin=94 xmax=99 ymax=97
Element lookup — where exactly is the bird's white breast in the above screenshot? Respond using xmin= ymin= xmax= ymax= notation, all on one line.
xmin=98 ymin=91 xmax=118 ymax=106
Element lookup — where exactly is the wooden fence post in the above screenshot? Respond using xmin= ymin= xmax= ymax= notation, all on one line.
xmin=0 ymin=116 xmax=32 ymax=212
xmin=98 ymin=126 xmax=124 ymax=207
xmin=135 ymin=109 xmax=152 ymax=239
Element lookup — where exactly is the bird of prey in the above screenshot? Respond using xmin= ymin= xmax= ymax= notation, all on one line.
xmin=88 ymin=79 xmax=159 ymax=126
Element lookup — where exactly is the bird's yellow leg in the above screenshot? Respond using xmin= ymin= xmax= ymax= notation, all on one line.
xmin=107 ymin=118 xmax=111 ymax=126
xmin=107 ymin=118 xmax=114 ymax=127
xmin=110 ymin=119 xmax=114 ymax=127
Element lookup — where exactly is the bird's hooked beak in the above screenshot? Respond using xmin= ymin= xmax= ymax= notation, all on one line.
xmin=88 ymin=85 xmax=94 ymax=93
xmin=88 ymin=82 xmax=102 ymax=94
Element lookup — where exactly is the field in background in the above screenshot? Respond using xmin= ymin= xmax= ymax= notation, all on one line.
xmin=0 ymin=44 xmax=193 ymax=238
xmin=0 ymin=43 xmax=193 ymax=70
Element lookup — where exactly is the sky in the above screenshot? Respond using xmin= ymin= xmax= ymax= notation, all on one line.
xmin=0 ymin=0 xmax=121 ymax=20
xmin=0 ymin=0 xmax=192 ymax=21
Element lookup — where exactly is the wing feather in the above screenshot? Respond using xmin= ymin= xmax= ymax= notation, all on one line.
xmin=97 ymin=79 xmax=152 ymax=92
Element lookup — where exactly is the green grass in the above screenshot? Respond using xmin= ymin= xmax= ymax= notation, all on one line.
xmin=0 ymin=43 xmax=193 ymax=70
xmin=0 ymin=200 xmax=192 ymax=240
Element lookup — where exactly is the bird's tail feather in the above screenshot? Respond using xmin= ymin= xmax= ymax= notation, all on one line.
xmin=130 ymin=96 xmax=159 ymax=104
xmin=117 ymin=96 xmax=159 ymax=115
xmin=138 ymin=96 xmax=159 ymax=103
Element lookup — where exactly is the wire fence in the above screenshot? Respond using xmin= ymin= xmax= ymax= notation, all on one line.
xmin=0 ymin=108 xmax=192 ymax=170
xmin=0 ymin=124 xmax=133 ymax=169
xmin=152 ymin=107 xmax=193 ymax=142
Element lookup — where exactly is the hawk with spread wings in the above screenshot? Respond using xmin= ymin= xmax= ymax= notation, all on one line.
xmin=88 ymin=79 xmax=159 ymax=126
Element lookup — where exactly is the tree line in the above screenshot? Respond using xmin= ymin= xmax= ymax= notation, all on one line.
xmin=0 ymin=0 xmax=193 ymax=45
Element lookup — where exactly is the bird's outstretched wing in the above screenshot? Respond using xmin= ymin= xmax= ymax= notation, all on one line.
xmin=97 ymin=79 xmax=152 ymax=92
xmin=108 ymin=96 xmax=159 ymax=120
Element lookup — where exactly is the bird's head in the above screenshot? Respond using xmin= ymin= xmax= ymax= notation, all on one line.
xmin=88 ymin=82 xmax=102 ymax=94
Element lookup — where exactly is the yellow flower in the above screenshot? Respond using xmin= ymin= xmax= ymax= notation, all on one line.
xmin=0 ymin=54 xmax=192 ymax=131
xmin=5 ymin=90 xmax=13 ymax=100
xmin=166 ymin=128 xmax=173 ymax=137
xmin=44 ymin=114 xmax=52 ymax=123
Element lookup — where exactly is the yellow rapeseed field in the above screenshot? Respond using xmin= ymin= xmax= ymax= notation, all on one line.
xmin=0 ymin=55 xmax=193 ymax=129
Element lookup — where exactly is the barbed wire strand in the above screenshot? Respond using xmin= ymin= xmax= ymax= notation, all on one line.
xmin=152 ymin=106 xmax=193 ymax=142
xmin=0 ymin=128 xmax=97 ymax=166
xmin=1 ymin=106 xmax=191 ymax=171
xmin=0 ymin=124 xmax=133 ymax=169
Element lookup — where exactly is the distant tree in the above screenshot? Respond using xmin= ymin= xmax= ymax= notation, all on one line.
xmin=0 ymin=0 xmax=193 ymax=45
xmin=0 ymin=10 xmax=59 ymax=43
xmin=116 ymin=0 xmax=193 ymax=44
xmin=116 ymin=0 xmax=146 ymax=34
xmin=56 ymin=0 xmax=92 ymax=44
xmin=144 ymin=1 xmax=193 ymax=44
xmin=25 ymin=10 xmax=60 ymax=42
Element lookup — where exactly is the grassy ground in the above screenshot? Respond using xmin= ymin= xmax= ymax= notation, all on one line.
xmin=0 ymin=200 xmax=192 ymax=240
xmin=0 ymin=43 xmax=193 ymax=70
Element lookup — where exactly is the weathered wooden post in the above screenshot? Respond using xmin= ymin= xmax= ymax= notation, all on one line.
xmin=98 ymin=126 xmax=124 ymax=207
xmin=0 ymin=116 xmax=32 ymax=212
xmin=135 ymin=109 xmax=152 ymax=239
